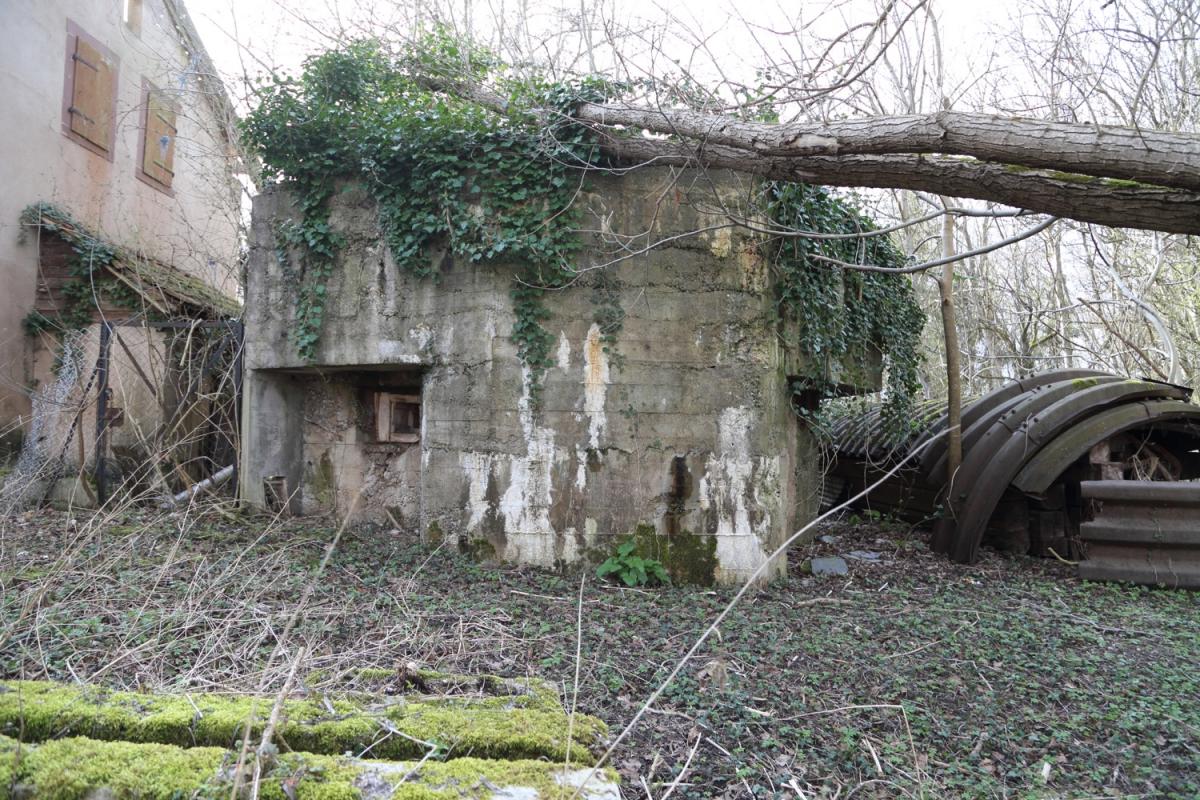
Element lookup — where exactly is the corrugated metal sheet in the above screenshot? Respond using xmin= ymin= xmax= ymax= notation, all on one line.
xmin=935 ymin=378 xmax=1192 ymax=562
xmin=1079 ymin=480 xmax=1200 ymax=589
xmin=824 ymin=370 xmax=1200 ymax=574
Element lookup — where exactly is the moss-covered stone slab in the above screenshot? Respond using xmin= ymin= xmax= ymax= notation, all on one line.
xmin=0 ymin=678 xmax=606 ymax=765
xmin=0 ymin=733 xmax=620 ymax=799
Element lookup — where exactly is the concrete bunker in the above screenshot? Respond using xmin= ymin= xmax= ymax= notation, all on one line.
xmin=241 ymin=169 xmax=889 ymax=584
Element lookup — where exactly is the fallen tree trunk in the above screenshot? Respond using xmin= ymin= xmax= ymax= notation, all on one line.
xmin=423 ymin=77 xmax=1200 ymax=234
xmin=576 ymin=105 xmax=1200 ymax=193
xmin=602 ymin=138 xmax=1200 ymax=235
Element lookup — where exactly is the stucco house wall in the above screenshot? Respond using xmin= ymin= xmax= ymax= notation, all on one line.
xmin=241 ymin=169 xmax=852 ymax=585
xmin=0 ymin=0 xmax=242 ymax=457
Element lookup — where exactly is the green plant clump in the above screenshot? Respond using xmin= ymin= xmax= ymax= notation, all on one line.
xmin=596 ymin=538 xmax=670 ymax=586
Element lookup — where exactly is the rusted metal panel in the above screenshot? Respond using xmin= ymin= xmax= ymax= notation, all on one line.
xmin=1079 ymin=480 xmax=1200 ymax=589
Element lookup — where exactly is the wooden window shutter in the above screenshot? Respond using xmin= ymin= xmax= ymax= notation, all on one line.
xmin=124 ymin=0 xmax=144 ymax=36
xmin=142 ymin=91 xmax=178 ymax=188
xmin=69 ymin=36 xmax=115 ymax=151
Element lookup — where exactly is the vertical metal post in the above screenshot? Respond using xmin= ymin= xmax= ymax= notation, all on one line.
xmin=93 ymin=321 xmax=113 ymax=505
xmin=231 ymin=321 xmax=244 ymax=502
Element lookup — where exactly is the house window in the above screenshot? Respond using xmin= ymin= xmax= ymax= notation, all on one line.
xmin=123 ymin=0 xmax=143 ymax=36
xmin=375 ymin=393 xmax=421 ymax=443
xmin=139 ymin=83 xmax=178 ymax=192
xmin=62 ymin=22 xmax=119 ymax=159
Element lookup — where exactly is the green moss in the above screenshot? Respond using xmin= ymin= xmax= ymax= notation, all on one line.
xmin=0 ymin=734 xmax=21 ymax=800
xmin=309 ymin=451 xmax=337 ymax=508
xmin=1043 ymin=171 xmax=1157 ymax=189
xmin=11 ymin=736 xmax=227 ymax=800
xmin=1000 ymin=164 xmax=1163 ymax=189
xmin=306 ymin=670 xmax=564 ymax=716
xmin=460 ymin=537 xmax=498 ymax=562
xmin=0 ymin=734 xmax=618 ymax=800
xmin=385 ymin=757 xmax=618 ymax=799
xmin=0 ymin=680 xmax=604 ymax=765
xmin=425 ymin=521 xmax=444 ymax=546
xmin=383 ymin=705 xmax=604 ymax=763
xmin=629 ymin=523 xmax=718 ymax=586
xmin=350 ymin=667 xmax=399 ymax=682
xmin=1047 ymin=170 xmax=1097 ymax=184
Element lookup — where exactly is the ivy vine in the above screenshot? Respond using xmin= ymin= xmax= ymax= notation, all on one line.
xmin=764 ymin=182 xmax=924 ymax=417
xmin=241 ymin=36 xmax=613 ymax=390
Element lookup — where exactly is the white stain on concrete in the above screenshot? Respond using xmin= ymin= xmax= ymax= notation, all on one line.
xmin=574 ymin=447 xmax=588 ymax=491
xmin=459 ymin=451 xmax=493 ymax=530
xmin=501 ymin=368 xmax=557 ymax=536
xmin=557 ymin=527 xmax=582 ymax=564
xmin=377 ymin=340 xmax=422 ymax=363
xmin=701 ymin=407 xmax=778 ymax=580
xmin=715 ymin=534 xmax=771 ymax=584
xmin=409 ymin=324 xmax=433 ymax=351
xmin=583 ymin=322 xmax=609 ymax=449
xmin=460 ymin=368 xmax=561 ymax=565
xmin=499 ymin=429 xmax=555 ymax=537
xmin=556 ymin=331 xmax=571 ymax=370
xmin=707 ymin=407 xmax=756 ymax=536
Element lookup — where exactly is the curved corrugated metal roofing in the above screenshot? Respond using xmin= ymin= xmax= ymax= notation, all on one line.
xmin=825 ymin=370 xmax=1200 ymax=564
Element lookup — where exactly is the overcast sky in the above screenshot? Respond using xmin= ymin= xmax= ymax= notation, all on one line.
xmin=187 ymin=0 xmax=1023 ymax=110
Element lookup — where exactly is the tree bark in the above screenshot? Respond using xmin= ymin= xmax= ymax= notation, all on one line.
xmin=602 ymin=137 xmax=1200 ymax=235
xmin=577 ymin=105 xmax=1200 ymax=192
xmin=420 ymin=77 xmax=1200 ymax=234
xmin=940 ymin=212 xmax=963 ymax=483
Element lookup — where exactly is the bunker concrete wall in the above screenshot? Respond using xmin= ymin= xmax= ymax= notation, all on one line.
xmin=242 ymin=168 xmax=828 ymax=584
